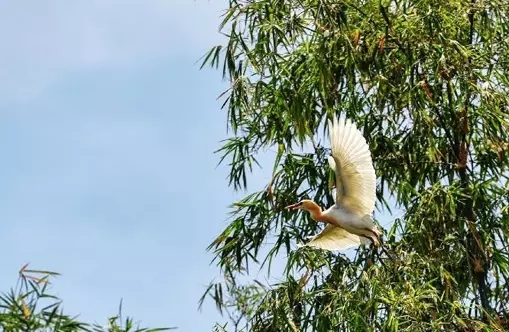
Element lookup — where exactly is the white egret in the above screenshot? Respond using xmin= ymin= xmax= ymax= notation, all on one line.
xmin=286 ymin=116 xmax=384 ymax=252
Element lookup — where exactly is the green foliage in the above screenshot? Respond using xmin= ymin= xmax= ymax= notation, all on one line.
xmin=0 ymin=265 xmax=176 ymax=332
xmin=202 ymin=0 xmax=509 ymax=330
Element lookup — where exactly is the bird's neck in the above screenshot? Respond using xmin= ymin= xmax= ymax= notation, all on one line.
xmin=306 ymin=202 xmax=337 ymax=225
xmin=305 ymin=202 xmax=324 ymax=221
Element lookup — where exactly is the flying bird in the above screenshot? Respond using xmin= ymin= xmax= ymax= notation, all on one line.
xmin=286 ymin=116 xmax=385 ymax=253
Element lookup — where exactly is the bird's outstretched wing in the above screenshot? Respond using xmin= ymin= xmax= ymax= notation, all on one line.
xmin=304 ymin=224 xmax=370 ymax=250
xmin=328 ymin=116 xmax=376 ymax=216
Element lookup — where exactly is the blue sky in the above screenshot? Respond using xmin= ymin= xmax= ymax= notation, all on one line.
xmin=0 ymin=1 xmax=247 ymax=330
xmin=0 ymin=2 xmax=403 ymax=331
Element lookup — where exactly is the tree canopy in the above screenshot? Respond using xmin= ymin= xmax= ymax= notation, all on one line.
xmin=201 ymin=0 xmax=509 ymax=330
xmin=0 ymin=265 xmax=175 ymax=331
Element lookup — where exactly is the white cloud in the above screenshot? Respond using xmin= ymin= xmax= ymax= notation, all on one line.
xmin=0 ymin=0 xmax=226 ymax=102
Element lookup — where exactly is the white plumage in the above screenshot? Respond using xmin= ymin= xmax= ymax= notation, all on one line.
xmin=327 ymin=116 xmax=376 ymax=217
xmin=286 ymin=116 xmax=380 ymax=251
xmin=305 ymin=224 xmax=364 ymax=250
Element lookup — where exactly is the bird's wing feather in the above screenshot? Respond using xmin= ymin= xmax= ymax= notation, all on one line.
xmin=328 ymin=116 xmax=376 ymax=216
xmin=304 ymin=224 xmax=368 ymax=250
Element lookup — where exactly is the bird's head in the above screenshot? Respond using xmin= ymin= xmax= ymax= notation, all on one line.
xmin=285 ymin=199 xmax=323 ymax=221
xmin=285 ymin=199 xmax=319 ymax=212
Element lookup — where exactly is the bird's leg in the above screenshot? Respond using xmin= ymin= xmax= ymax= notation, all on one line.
xmin=379 ymin=243 xmax=396 ymax=262
xmin=362 ymin=228 xmax=396 ymax=263
xmin=360 ymin=234 xmax=389 ymax=269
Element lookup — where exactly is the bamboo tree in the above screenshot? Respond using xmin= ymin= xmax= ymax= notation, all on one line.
xmin=201 ymin=0 xmax=509 ymax=330
xmin=0 ymin=265 xmax=175 ymax=331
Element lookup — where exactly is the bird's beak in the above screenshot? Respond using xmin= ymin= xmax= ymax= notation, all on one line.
xmin=285 ymin=202 xmax=303 ymax=210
